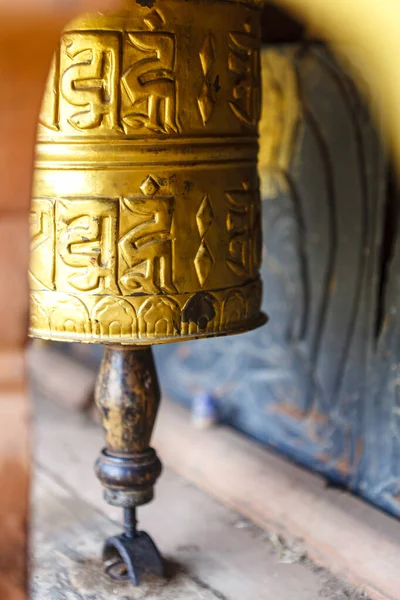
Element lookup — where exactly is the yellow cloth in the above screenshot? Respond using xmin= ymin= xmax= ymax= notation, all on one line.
xmin=272 ymin=0 xmax=400 ymax=164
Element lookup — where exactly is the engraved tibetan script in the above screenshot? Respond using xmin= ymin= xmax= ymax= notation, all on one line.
xmin=228 ymin=29 xmax=260 ymax=126
xmin=60 ymin=32 xmax=120 ymax=131
xmin=30 ymin=198 xmax=55 ymax=290
xmin=226 ymin=183 xmax=261 ymax=278
xmin=39 ymin=57 xmax=59 ymax=131
xmin=121 ymin=26 xmax=178 ymax=134
xmin=119 ymin=191 xmax=176 ymax=295
xmin=56 ymin=198 xmax=119 ymax=293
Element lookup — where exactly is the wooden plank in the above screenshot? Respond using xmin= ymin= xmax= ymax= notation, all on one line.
xmin=29 ymin=343 xmax=96 ymax=411
xmin=32 ymin=470 xmax=221 ymax=600
xmin=33 ymin=395 xmax=365 ymax=600
xmin=153 ymin=400 xmax=400 ymax=600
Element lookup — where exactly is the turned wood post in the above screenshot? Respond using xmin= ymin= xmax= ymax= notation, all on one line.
xmin=95 ymin=346 xmax=162 ymax=510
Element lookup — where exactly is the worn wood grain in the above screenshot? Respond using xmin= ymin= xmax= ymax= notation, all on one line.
xmin=29 ymin=343 xmax=96 ymax=411
xmin=33 ymin=394 xmax=366 ymax=600
xmin=153 ymin=400 xmax=400 ymax=600
xmin=32 ymin=471 xmax=222 ymax=600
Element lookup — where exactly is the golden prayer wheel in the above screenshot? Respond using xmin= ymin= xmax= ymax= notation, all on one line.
xmin=30 ymin=0 xmax=265 ymax=346
xmin=29 ymin=0 xmax=266 ymax=585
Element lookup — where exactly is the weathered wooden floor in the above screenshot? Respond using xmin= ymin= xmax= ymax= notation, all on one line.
xmin=31 ymin=396 xmax=369 ymax=600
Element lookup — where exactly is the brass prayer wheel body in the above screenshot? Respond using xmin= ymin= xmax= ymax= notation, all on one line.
xmin=29 ymin=0 xmax=265 ymax=345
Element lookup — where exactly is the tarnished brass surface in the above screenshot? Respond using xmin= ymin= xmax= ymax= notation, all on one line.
xmin=29 ymin=0 xmax=265 ymax=345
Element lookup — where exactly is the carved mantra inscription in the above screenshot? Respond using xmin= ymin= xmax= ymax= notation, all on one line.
xmin=30 ymin=178 xmax=261 ymax=297
xmin=228 ymin=28 xmax=261 ymax=126
xmin=226 ymin=182 xmax=261 ymax=278
xmin=119 ymin=194 xmax=176 ymax=295
xmin=57 ymin=198 xmax=119 ymax=293
xmin=33 ymin=190 xmax=176 ymax=297
xmin=60 ymin=32 xmax=120 ymax=131
xmin=43 ymin=15 xmax=179 ymax=135
xmin=39 ymin=14 xmax=260 ymax=134
xmin=31 ymin=2 xmax=264 ymax=345
xmin=30 ymin=198 xmax=55 ymax=290
xmin=122 ymin=31 xmax=178 ymax=134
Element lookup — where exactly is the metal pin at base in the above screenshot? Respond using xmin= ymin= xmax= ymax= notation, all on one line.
xmin=103 ymin=508 xmax=164 ymax=585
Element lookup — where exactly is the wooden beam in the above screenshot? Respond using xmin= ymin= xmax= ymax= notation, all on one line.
xmin=154 ymin=399 xmax=400 ymax=600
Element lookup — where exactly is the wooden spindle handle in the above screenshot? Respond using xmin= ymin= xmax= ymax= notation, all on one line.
xmin=95 ymin=346 xmax=162 ymax=508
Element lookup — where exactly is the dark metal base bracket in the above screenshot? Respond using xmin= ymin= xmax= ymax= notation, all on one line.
xmin=103 ymin=508 xmax=165 ymax=586
xmin=103 ymin=532 xmax=164 ymax=585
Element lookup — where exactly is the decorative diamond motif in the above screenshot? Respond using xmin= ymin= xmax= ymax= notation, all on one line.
xmin=197 ymin=82 xmax=214 ymax=126
xmin=140 ymin=175 xmax=160 ymax=196
xmin=199 ymin=34 xmax=215 ymax=77
xmin=194 ymin=244 xmax=213 ymax=286
xmin=196 ymin=194 xmax=214 ymax=238
xmin=195 ymin=194 xmax=214 ymax=286
xmin=197 ymin=34 xmax=216 ymax=125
